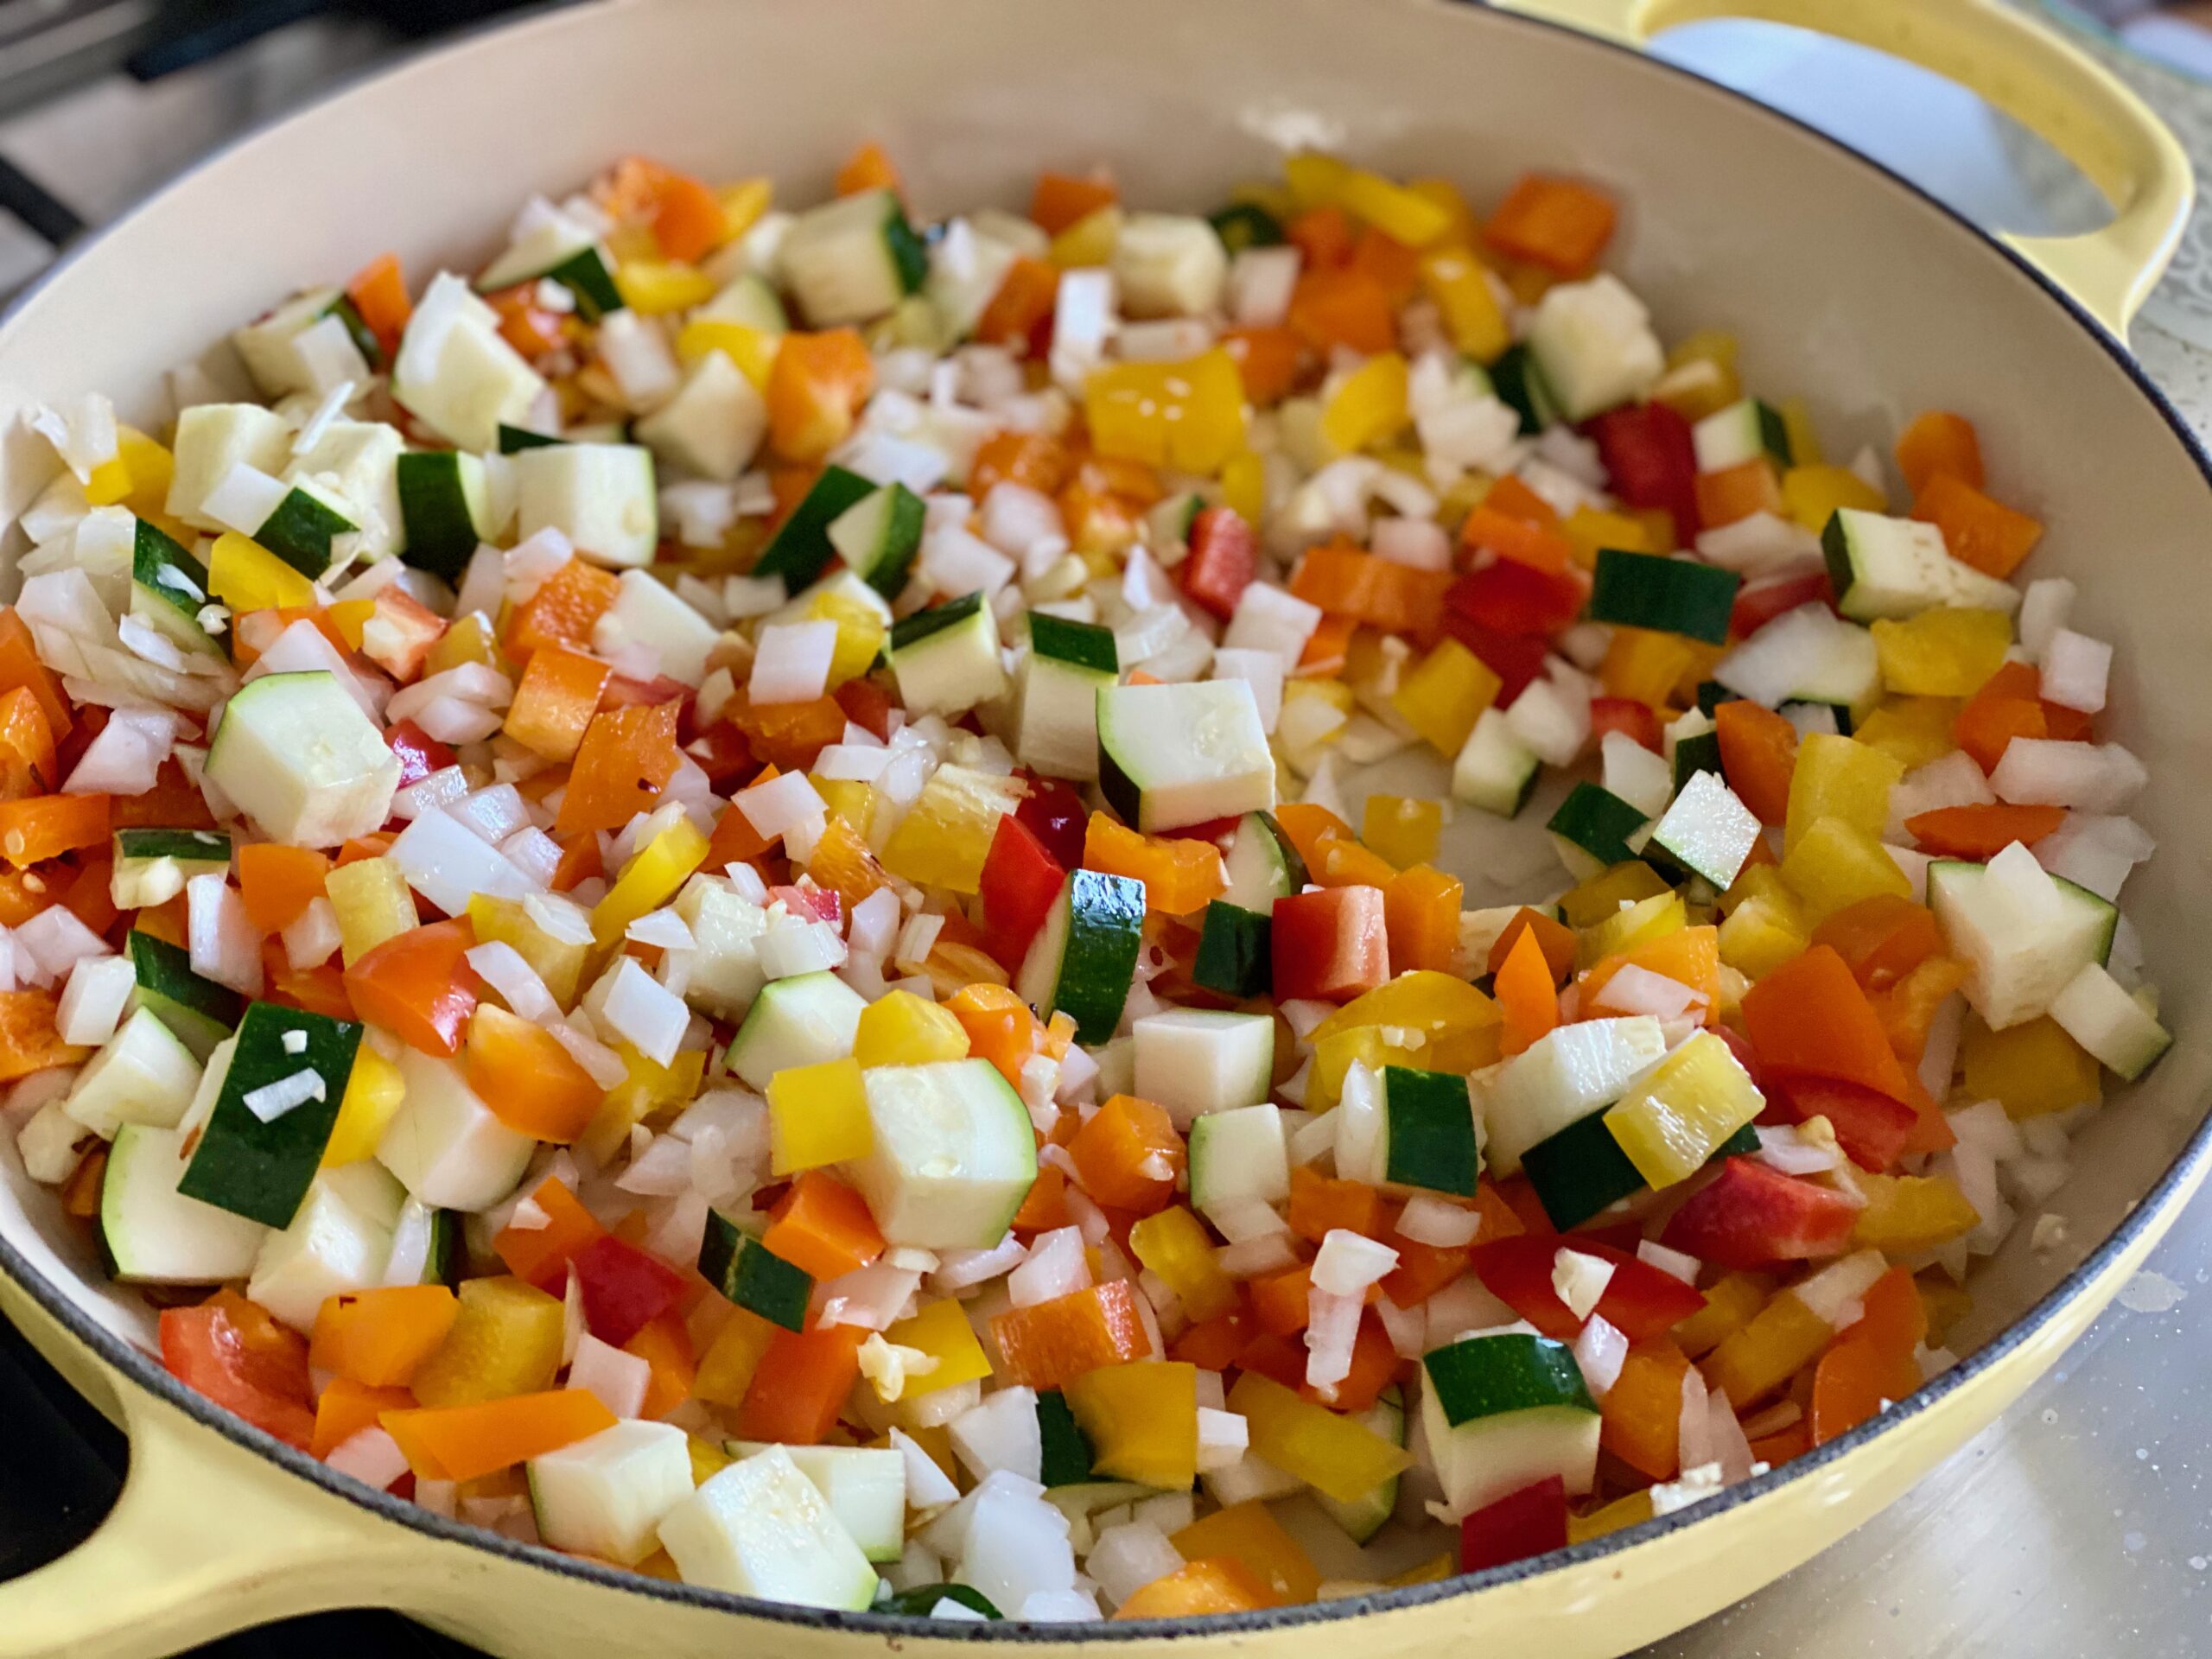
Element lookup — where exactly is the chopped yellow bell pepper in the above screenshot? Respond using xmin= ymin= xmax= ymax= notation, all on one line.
xmin=208 ymin=531 xmax=316 ymax=611
xmin=1600 ymin=626 xmax=1700 ymax=709
xmin=1961 ymin=1015 xmax=2101 ymax=1118
xmin=855 ymin=990 xmax=970 ymax=1068
xmin=1417 ymin=247 xmax=1510 ymax=364
xmin=768 ymin=1057 xmax=872 ymax=1173
xmin=1391 ymin=637 xmax=1502 ymax=758
xmin=810 ymin=777 xmax=875 ymax=834
xmin=715 ymin=177 xmax=772 ymax=244
xmin=1871 ymin=608 xmax=2012 ymax=698
xmin=1129 ymin=1205 xmax=1236 ymax=1322
xmin=1559 ymin=861 xmax=1671 ymax=929
xmin=1849 ymin=1171 xmax=1980 ymax=1253
xmin=1065 ymin=1361 xmax=1199 ymax=1490
xmin=1171 ymin=1503 xmax=1322 ymax=1605
xmin=1652 ymin=330 xmax=1740 ymax=421
xmin=1311 ymin=969 xmax=1500 ymax=1046
xmin=1778 ymin=397 xmax=1824 ymax=467
xmin=1783 ymin=734 xmax=1904 ymax=855
xmin=1778 ymin=815 xmax=1912 ymax=928
xmin=1389 ymin=1551 xmax=1459 ymax=1587
xmin=1221 ymin=450 xmax=1268 ymax=524
xmin=1718 ymin=867 xmax=1809 ymax=981
xmin=1701 ymin=1286 xmax=1832 ymax=1408
xmin=1918 ymin=1275 xmax=1973 ymax=1342
xmin=1321 ymin=352 xmax=1410 ymax=456
xmin=677 ymin=319 xmax=779 ymax=389
xmin=804 ymin=587 xmax=887 ymax=688
xmin=1781 ymin=463 xmax=1883 ymax=531
xmin=615 ymin=258 xmax=717 ymax=315
xmin=691 ymin=1306 xmax=779 ymax=1408
xmin=1579 ymin=890 xmax=1685 ymax=969
xmin=325 ymin=858 xmax=418 ymax=965
xmin=410 ymin=1276 xmax=566 ymax=1408
xmin=581 ymin=1045 xmax=707 ymax=1164
xmin=321 ymin=1042 xmax=404 ymax=1166
xmin=427 ymin=611 xmax=505 ymax=676
xmin=1227 ymin=1371 xmax=1411 ymax=1505
xmin=85 ymin=426 xmax=175 ymax=512
xmin=1606 ymin=1031 xmax=1764 ymax=1188
xmin=593 ymin=818 xmax=709 ymax=950
xmin=1338 ymin=168 xmax=1451 ymax=247
xmin=1283 ymin=151 xmax=1351 ymax=209
xmin=1361 ymin=795 xmax=1442 ymax=869
xmin=1565 ymin=505 xmax=1662 ymax=569
xmin=468 ymin=893 xmax=590 ymax=1010
xmin=1085 ymin=348 xmax=1248 ymax=476
xmin=880 ymin=764 xmax=1026 ymax=894
xmin=1406 ymin=177 xmax=1478 ymax=245
xmin=1567 ymin=1489 xmax=1655 ymax=1545
xmin=1853 ymin=697 xmax=1964 ymax=769
xmin=882 ymin=1299 xmax=993 ymax=1397
xmin=1309 ymin=1025 xmax=1429 ymax=1113
xmin=1673 ymin=1272 xmax=1771 ymax=1359
xmin=688 ymin=1435 xmax=734 ymax=1486
xmin=1049 ymin=205 xmax=1122 ymax=269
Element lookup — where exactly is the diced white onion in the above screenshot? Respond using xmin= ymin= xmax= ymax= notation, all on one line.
xmin=1312 ymin=1228 xmax=1399 ymax=1296
xmin=1573 ymin=1313 xmax=1629 ymax=1401
xmin=187 ymin=874 xmax=262 ymax=995
xmin=569 ymin=1333 xmax=650 ymax=1418
xmin=1395 ymin=1193 xmax=1482 ymax=1249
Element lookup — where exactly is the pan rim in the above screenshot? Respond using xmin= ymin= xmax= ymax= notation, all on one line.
xmin=2 ymin=0 xmax=2209 ymax=1640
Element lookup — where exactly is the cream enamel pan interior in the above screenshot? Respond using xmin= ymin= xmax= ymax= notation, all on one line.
xmin=2 ymin=0 xmax=2211 ymax=1654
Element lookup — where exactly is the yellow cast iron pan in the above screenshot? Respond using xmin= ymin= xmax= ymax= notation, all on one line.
xmin=0 ymin=0 xmax=2208 ymax=1653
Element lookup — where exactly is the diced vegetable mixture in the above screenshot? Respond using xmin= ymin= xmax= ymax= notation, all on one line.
xmin=3 ymin=142 xmax=2166 ymax=1620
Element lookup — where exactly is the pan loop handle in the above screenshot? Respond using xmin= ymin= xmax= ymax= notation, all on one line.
xmin=1485 ymin=0 xmax=2193 ymax=342
xmin=0 ymin=1381 xmax=399 ymax=1659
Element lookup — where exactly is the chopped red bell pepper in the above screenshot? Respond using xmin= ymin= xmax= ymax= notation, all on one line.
xmin=1271 ymin=887 xmax=1389 ymax=1001
xmin=159 ymin=1289 xmax=316 ymax=1450
xmin=771 ymin=883 xmax=842 ymax=925
xmin=1459 ymin=1475 xmax=1568 ymax=1573
xmin=1015 ymin=773 xmax=1089 ymax=870
xmin=342 ymin=919 xmax=480 ymax=1057
xmin=685 ymin=721 xmax=757 ymax=791
xmin=1444 ymin=559 xmax=1586 ymax=638
xmin=1586 ymin=403 xmax=1700 ymax=542
xmin=1179 ymin=506 xmax=1258 ymax=620
xmin=1767 ymin=1074 xmax=1919 ymax=1173
xmin=1659 ymin=1158 xmax=1859 ymax=1270
xmin=1590 ymin=696 xmax=1662 ymax=753
xmin=980 ymin=813 xmax=1066 ymax=968
xmin=572 ymin=1235 xmax=692 ymax=1348
xmin=1468 ymin=1236 xmax=1707 ymax=1342
xmin=833 ymin=677 xmax=896 ymax=742
xmin=1440 ymin=613 xmax=1551 ymax=705
xmin=1730 ymin=569 xmax=1834 ymax=639
xmin=385 ymin=719 xmax=457 ymax=790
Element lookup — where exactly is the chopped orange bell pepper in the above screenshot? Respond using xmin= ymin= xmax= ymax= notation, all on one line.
xmin=0 ymin=989 xmax=90 ymax=1080
xmin=0 ymin=687 xmax=55 ymax=796
xmin=1068 ymin=1093 xmax=1185 ymax=1212
xmin=1487 ymin=906 xmax=1577 ymax=983
xmin=1580 ymin=925 xmax=1720 ymax=1025
xmin=1222 ymin=325 xmax=1302 ymax=405
xmin=976 ymin=256 xmax=1058 ymax=348
xmin=344 ymin=919 xmax=480 ymax=1058
xmin=465 ymin=1003 xmax=606 ymax=1143
xmin=624 ymin=1311 xmax=696 ymax=1419
xmin=946 ymin=982 xmax=1042 ymax=1088
xmin=1910 ymin=473 xmax=2042 ymax=579
xmin=1809 ymin=1266 xmax=1926 ymax=1445
xmin=0 ymin=609 xmax=71 ymax=738
xmin=991 ymin=1280 xmax=1156 ymax=1390
xmin=1287 ymin=267 xmax=1395 ymax=355
xmin=766 ymin=328 xmax=874 ymax=463
xmin=1600 ymin=1337 xmax=1688 ymax=1480
xmin=1484 ymin=172 xmax=1617 ymax=276
xmin=1113 ymin=1557 xmax=1280 ymax=1618
xmin=493 ymin=1177 xmax=607 ymax=1294
xmin=312 ymin=1376 xmax=415 ymax=1459
xmin=382 ymin=1389 xmax=616 ymax=1482
xmin=1030 ymin=170 xmax=1117 ymax=235
xmin=556 ymin=702 xmax=683 ymax=836
xmin=344 ymin=252 xmax=412 ymax=360
xmin=1893 ymin=410 xmax=1983 ymax=497
xmin=1383 ymin=863 xmax=1462 ymax=974
xmin=734 ymin=1325 xmax=864 ymax=1444
xmin=1286 ymin=1165 xmax=1389 ymax=1245
xmin=238 ymin=843 xmax=331 ymax=936
xmin=1715 ymin=698 xmax=1797 ymax=825
xmin=1495 ymin=925 xmax=1558 ymax=1056
xmin=1739 ymin=944 xmax=1913 ymax=1102
xmin=505 ymin=643 xmax=612 ymax=763
xmin=834 ymin=140 xmax=900 ymax=197
xmin=762 ymin=1170 xmax=886 ymax=1281
xmin=1081 ymin=815 xmax=1225 ymax=915
xmin=503 ymin=557 xmax=620 ymax=664
xmin=0 ymin=791 xmax=108 ymax=868
xmin=1695 ymin=456 xmax=1785 ymax=529
xmin=969 ymin=430 xmax=1074 ymax=497
xmin=1811 ymin=894 xmax=1942 ymax=993
xmin=310 ymin=1285 xmax=459 ymax=1389
xmin=1291 ymin=541 xmax=1450 ymax=638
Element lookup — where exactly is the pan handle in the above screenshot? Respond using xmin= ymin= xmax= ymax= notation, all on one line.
xmin=1486 ymin=0 xmax=2193 ymax=341
xmin=0 ymin=1375 xmax=407 ymax=1659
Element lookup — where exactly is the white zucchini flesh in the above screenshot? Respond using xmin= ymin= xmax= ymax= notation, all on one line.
xmin=100 ymin=1124 xmax=270 ymax=1284
xmin=656 ymin=1445 xmax=880 ymax=1609
xmin=1526 ymin=274 xmax=1664 ymax=422
xmin=391 ymin=272 xmax=546 ymax=454
xmin=1096 ymin=680 xmax=1275 ymax=833
xmin=286 ymin=420 xmax=406 ymax=559
xmin=64 ymin=1007 xmax=204 ymax=1138
xmin=207 ymin=671 xmax=402 ymax=849
xmin=1479 ymin=1017 xmax=1669 ymax=1176
xmin=245 ymin=1170 xmax=402 ymax=1332
xmin=723 ymin=969 xmax=866 ymax=1089
xmin=374 ymin=1048 xmax=537 ymax=1212
xmin=728 ymin=1442 xmax=907 ymax=1562
xmin=1419 ymin=1380 xmax=1601 ymax=1521
xmin=634 ymin=353 xmax=766 ymax=483
xmin=166 ymin=404 xmax=295 ymax=532
xmin=673 ymin=875 xmax=771 ymax=1021
xmin=1927 ymin=855 xmax=2115 ymax=1031
xmin=848 ymin=1058 xmax=1038 ymax=1250
xmin=530 ymin=1421 xmax=696 ymax=1567
xmin=1131 ymin=1009 xmax=1275 ymax=1128
xmin=513 ymin=442 xmax=659 ymax=569
xmin=2049 ymin=960 xmax=2171 ymax=1079
xmin=596 ymin=568 xmax=721 ymax=687
xmin=1187 ymin=1103 xmax=1291 ymax=1220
